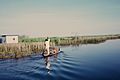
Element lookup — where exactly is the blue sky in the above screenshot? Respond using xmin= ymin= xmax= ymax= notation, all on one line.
xmin=0 ymin=0 xmax=120 ymax=37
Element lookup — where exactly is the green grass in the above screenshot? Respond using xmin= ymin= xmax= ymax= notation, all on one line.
xmin=0 ymin=34 xmax=120 ymax=59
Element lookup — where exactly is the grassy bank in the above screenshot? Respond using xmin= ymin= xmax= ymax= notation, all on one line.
xmin=0 ymin=42 xmax=55 ymax=59
xmin=19 ymin=34 xmax=120 ymax=46
xmin=0 ymin=34 xmax=120 ymax=59
xmin=50 ymin=34 xmax=120 ymax=46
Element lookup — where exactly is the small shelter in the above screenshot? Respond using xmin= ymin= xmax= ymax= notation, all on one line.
xmin=0 ymin=35 xmax=18 ymax=43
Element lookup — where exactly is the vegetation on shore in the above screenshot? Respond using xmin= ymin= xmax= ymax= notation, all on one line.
xmin=0 ymin=42 xmax=55 ymax=59
xmin=54 ymin=34 xmax=120 ymax=46
xmin=0 ymin=34 xmax=120 ymax=59
xmin=19 ymin=34 xmax=120 ymax=45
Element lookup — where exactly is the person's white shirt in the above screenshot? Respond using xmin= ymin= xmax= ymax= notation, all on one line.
xmin=45 ymin=38 xmax=50 ymax=55
xmin=45 ymin=39 xmax=50 ymax=49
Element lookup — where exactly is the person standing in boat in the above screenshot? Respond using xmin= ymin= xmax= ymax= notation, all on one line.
xmin=44 ymin=37 xmax=50 ymax=56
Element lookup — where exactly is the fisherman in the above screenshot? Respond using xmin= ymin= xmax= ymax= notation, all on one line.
xmin=44 ymin=37 xmax=50 ymax=56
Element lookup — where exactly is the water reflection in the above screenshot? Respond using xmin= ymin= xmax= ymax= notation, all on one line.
xmin=44 ymin=53 xmax=58 ymax=73
xmin=45 ymin=57 xmax=51 ymax=73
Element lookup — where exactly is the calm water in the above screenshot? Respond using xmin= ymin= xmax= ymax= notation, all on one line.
xmin=0 ymin=39 xmax=120 ymax=80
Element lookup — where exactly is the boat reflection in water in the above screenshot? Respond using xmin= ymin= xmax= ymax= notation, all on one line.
xmin=44 ymin=52 xmax=59 ymax=73
xmin=43 ymin=47 xmax=60 ymax=73
xmin=45 ymin=56 xmax=51 ymax=73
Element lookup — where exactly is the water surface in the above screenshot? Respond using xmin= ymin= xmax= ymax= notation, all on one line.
xmin=0 ymin=39 xmax=120 ymax=80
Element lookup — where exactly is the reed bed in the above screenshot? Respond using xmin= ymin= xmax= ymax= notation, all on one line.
xmin=0 ymin=34 xmax=120 ymax=59
xmin=0 ymin=42 xmax=55 ymax=59
xmin=56 ymin=35 xmax=120 ymax=46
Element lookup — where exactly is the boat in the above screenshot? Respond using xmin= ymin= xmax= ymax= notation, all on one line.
xmin=42 ymin=47 xmax=61 ymax=57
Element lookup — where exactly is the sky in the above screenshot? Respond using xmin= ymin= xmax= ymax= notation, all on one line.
xmin=0 ymin=0 xmax=120 ymax=37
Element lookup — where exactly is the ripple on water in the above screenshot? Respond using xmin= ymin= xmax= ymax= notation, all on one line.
xmin=0 ymin=40 xmax=120 ymax=80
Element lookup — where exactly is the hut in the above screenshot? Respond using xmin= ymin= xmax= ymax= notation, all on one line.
xmin=0 ymin=35 xmax=18 ymax=44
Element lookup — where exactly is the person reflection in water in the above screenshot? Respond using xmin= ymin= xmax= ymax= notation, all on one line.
xmin=44 ymin=53 xmax=58 ymax=73
xmin=45 ymin=57 xmax=51 ymax=73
